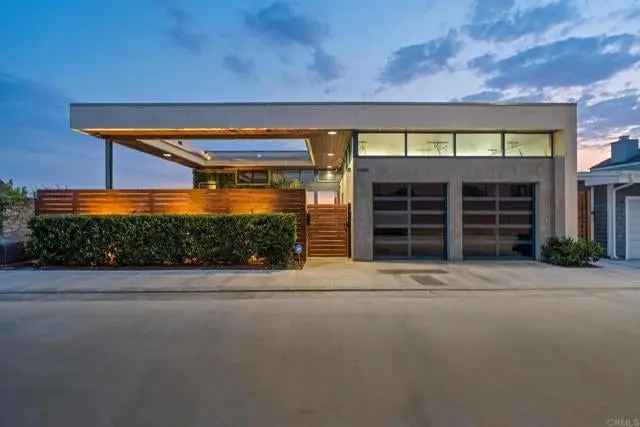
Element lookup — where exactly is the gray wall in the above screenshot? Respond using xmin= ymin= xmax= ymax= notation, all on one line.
xmin=593 ymin=185 xmax=608 ymax=251
xmin=615 ymin=184 xmax=640 ymax=259
xmin=352 ymin=157 xmax=555 ymax=261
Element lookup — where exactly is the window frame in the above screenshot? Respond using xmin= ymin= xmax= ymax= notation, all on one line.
xmin=235 ymin=169 xmax=270 ymax=186
xmin=503 ymin=132 xmax=553 ymax=158
xmin=356 ymin=131 xmax=407 ymax=157
xmin=355 ymin=131 xmax=553 ymax=158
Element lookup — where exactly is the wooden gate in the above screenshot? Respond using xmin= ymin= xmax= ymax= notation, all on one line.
xmin=578 ymin=185 xmax=591 ymax=240
xmin=307 ymin=204 xmax=349 ymax=257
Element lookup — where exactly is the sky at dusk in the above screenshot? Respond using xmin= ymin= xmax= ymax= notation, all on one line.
xmin=1 ymin=0 xmax=639 ymax=189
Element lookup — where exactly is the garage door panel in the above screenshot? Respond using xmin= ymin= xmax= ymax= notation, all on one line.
xmin=373 ymin=183 xmax=447 ymax=259
xmin=373 ymin=183 xmax=407 ymax=196
xmin=463 ymin=183 xmax=534 ymax=259
xmin=374 ymin=241 xmax=409 ymax=257
xmin=627 ymin=198 xmax=640 ymax=259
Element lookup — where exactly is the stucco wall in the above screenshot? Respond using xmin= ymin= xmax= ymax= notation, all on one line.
xmin=353 ymin=157 xmax=555 ymax=261
xmin=615 ymin=184 xmax=640 ymax=259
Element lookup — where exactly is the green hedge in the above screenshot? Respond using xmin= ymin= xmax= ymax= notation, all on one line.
xmin=541 ymin=237 xmax=604 ymax=267
xmin=28 ymin=214 xmax=297 ymax=268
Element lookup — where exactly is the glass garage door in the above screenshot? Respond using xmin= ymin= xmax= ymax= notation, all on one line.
xmin=373 ymin=183 xmax=447 ymax=259
xmin=462 ymin=183 xmax=534 ymax=258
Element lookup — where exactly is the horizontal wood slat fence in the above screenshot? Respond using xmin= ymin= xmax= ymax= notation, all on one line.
xmin=36 ymin=189 xmax=307 ymax=257
xmin=307 ymin=204 xmax=349 ymax=257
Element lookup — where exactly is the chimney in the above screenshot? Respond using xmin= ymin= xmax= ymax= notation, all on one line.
xmin=611 ymin=135 xmax=639 ymax=163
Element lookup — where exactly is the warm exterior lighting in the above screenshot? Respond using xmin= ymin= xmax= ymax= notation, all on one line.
xmin=328 ymin=131 xmax=337 ymax=135
xmin=328 ymin=153 xmax=335 ymax=157
xmin=163 ymin=153 xmax=172 ymax=158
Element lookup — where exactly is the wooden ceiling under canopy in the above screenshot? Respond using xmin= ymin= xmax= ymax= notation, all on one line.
xmin=85 ymin=128 xmax=352 ymax=170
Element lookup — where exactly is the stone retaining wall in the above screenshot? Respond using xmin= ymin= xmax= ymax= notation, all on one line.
xmin=1 ymin=199 xmax=34 ymax=243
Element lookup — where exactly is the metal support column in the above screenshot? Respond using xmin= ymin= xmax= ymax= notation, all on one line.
xmin=105 ymin=139 xmax=113 ymax=189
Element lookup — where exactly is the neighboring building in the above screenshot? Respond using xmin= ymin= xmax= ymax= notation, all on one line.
xmin=69 ymin=102 xmax=577 ymax=261
xmin=579 ymin=135 xmax=640 ymax=260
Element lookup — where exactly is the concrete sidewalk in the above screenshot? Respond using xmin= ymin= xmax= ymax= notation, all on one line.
xmin=1 ymin=258 xmax=640 ymax=293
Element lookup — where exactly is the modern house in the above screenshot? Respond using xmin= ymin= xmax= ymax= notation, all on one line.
xmin=579 ymin=135 xmax=640 ymax=259
xmin=64 ymin=102 xmax=577 ymax=261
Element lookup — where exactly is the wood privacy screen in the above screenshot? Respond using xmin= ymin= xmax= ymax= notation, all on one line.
xmin=36 ymin=189 xmax=306 ymax=253
xmin=307 ymin=204 xmax=349 ymax=257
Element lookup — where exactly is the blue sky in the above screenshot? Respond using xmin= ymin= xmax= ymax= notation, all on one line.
xmin=1 ymin=0 xmax=639 ymax=189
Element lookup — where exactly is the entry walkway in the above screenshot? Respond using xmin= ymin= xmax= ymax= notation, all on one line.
xmin=1 ymin=259 xmax=640 ymax=293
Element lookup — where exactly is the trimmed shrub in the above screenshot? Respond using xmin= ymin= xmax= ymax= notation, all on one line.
xmin=28 ymin=214 xmax=297 ymax=268
xmin=541 ymin=237 xmax=604 ymax=267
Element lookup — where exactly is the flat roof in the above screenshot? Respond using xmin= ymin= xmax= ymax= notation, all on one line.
xmin=70 ymin=102 xmax=575 ymax=170
xmin=71 ymin=101 xmax=577 ymax=107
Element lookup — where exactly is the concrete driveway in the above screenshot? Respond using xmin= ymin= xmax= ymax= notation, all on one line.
xmin=2 ymin=289 xmax=640 ymax=426
xmin=1 ymin=259 xmax=640 ymax=293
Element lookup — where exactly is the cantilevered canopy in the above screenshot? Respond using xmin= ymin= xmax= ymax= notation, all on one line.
xmin=71 ymin=103 xmax=353 ymax=169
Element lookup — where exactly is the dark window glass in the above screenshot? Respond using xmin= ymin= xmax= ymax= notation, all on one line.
xmin=373 ymin=200 xmax=407 ymax=211
xmin=463 ymin=200 xmax=496 ymax=211
xmin=463 ymin=242 xmax=497 ymax=257
xmin=499 ymin=228 xmax=532 ymax=241
xmin=412 ymin=242 xmax=444 ymax=257
xmin=374 ymin=183 xmax=407 ymax=197
xmin=238 ymin=170 xmax=268 ymax=184
xmin=412 ymin=228 xmax=445 ymax=237
xmin=374 ymin=228 xmax=408 ymax=237
xmin=463 ymin=227 xmax=496 ymax=238
xmin=411 ymin=183 xmax=446 ymax=197
xmin=374 ymin=212 xmax=408 ymax=226
xmin=412 ymin=214 xmax=446 ymax=225
xmin=499 ymin=184 xmax=533 ymax=197
xmin=499 ymin=243 xmax=533 ymax=257
xmin=237 ymin=171 xmax=252 ymax=184
xmin=300 ymin=170 xmax=315 ymax=183
xmin=463 ymin=214 xmax=496 ymax=225
xmin=411 ymin=200 xmax=445 ymax=211
xmin=499 ymin=200 xmax=532 ymax=211
xmin=463 ymin=183 xmax=496 ymax=197
xmin=500 ymin=214 xmax=532 ymax=225
xmin=374 ymin=242 xmax=408 ymax=257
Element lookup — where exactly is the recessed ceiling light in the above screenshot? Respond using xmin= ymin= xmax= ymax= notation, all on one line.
xmin=328 ymin=131 xmax=337 ymax=135
xmin=163 ymin=153 xmax=172 ymax=158
xmin=328 ymin=153 xmax=335 ymax=157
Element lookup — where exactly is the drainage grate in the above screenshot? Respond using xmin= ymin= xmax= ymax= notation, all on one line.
xmin=410 ymin=275 xmax=447 ymax=286
xmin=378 ymin=269 xmax=448 ymax=275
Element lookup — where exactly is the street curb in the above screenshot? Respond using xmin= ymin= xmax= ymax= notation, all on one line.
xmin=2 ymin=286 xmax=640 ymax=295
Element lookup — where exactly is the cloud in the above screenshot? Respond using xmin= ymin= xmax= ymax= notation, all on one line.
xmin=244 ymin=1 xmax=328 ymax=47
xmin=469 ymin=34 xmax=640 ymax=90
xmin=470 ymin=0 xmax=515 ymax=23
xmin=610 ymin=4 xmax=640 ymax=20
xmin=579 ymin=91 xmax=640 ymax=140
xmin=466 ymin=1 xmax=577 ymax=42
xmin=379 ymin=30 xmax=462 ymax=86
xmin=244 ymin=1 xmax=343 ymax=81
xmin=460 ymin=90 xmax=502 ymax=102
xmin=166 ymin=7 xmax=207 ymax=54
xmin=223 ymin=54 xmax=255 ymax=79
xmin=309 ymin=48 xmax=344 ymax=82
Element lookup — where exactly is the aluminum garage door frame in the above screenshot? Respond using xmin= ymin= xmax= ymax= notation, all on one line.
xmin=373 ymin=183 xmax=447 ymax=259
xmin=462 ymin=183 xmax=535 ymax=259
